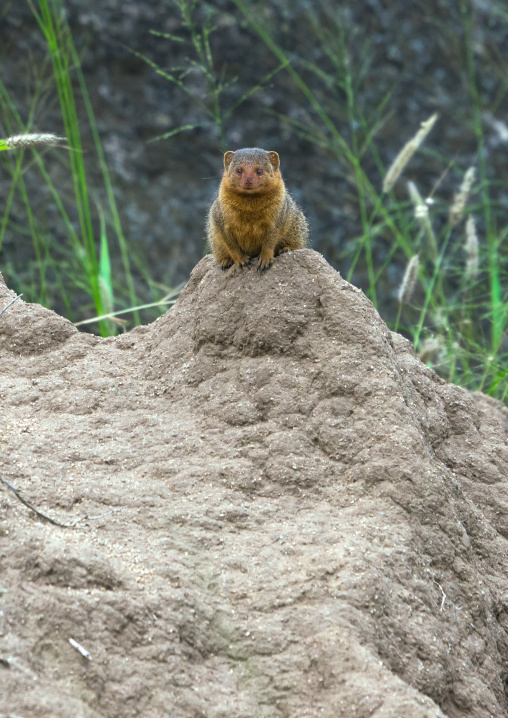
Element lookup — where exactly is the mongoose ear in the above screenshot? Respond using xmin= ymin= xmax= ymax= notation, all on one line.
xmin=224 ymin=151 xmax=235 ymax=169
xmin=268 ymin=151 xmax=280 ymax=169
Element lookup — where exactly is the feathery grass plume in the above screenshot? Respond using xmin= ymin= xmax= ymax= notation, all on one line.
xmin=464 ymin=214 xmax=479 ymax=279
xmin=0 ymin=133 xmax=66 ymax=151
xmin=419 ymin=335 xmax=445 ymax=364
xmin=449 ymin=167 xmax=475 ymax=226
xmin=397 ymin=255 xmax=420 ymax=305
xmin=382 ymin=113 xmax=438 ymax=192
xmin=407 ymin=180 xmax=438 ymax=260
xmin=433 ymin=307 xmax=447 ymax=329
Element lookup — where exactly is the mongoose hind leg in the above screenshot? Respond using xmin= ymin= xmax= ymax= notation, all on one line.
xmin=275 ymin=233 xmax=305 ymax=257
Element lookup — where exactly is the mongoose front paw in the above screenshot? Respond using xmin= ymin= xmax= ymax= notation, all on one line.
xmin=257 ymin=255 xmax=273 ymax=272
xmin=220 ymin=260 xmax=234 ymax=270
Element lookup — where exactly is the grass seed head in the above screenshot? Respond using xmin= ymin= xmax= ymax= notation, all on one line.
xmin=407 ymin=181 xmax=438 ymax=260
xmin=449 ymin=167 xmax=475 ymax=225
xmin=5 ymin=133 xmax=66 ymax=149
xmin=397 ymin=255 xmax=420 ymax=305
xmin=464 ymin=214 xmax=479 ymax=279
xmin=383 ymin=113 xmax=438 ymax=192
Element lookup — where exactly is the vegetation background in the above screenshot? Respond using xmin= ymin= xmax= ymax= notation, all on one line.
xmin=1 ymin=0 xmax=507 ymax=398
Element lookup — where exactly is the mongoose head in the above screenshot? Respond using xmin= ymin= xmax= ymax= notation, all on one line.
xmin=222 ymin=148 xmax=282 ymax=195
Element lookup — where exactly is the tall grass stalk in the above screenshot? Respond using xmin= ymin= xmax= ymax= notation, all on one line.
xmin=30 ymin=0 xmax=108 ymax=334
xmin=461 ymin=0 xmax=502 ymax=353
xmin=68 ymin=39 xmax=140 ymax=325
xmin=74 ymin=292 xmax=181 ymax=328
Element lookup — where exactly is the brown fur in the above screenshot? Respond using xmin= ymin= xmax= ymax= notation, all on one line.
xmin=207 ymin=148 xmax=308 ymax=271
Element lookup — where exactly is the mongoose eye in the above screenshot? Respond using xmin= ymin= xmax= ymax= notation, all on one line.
xmin=236 ymin=168 xmax=243 ymax=174
xmin=256 ymin=168 xmax=263 ymax=175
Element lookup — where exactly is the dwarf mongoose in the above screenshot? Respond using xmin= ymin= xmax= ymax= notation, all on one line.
xmin=207 ymin=147 xmax=308 ymax=271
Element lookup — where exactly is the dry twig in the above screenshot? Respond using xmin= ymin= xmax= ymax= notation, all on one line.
xmin=0 ymin=476 xmax=125 ymax=528
xmin=434 ymin=580 xmax=447 ymax=611
xmin=0 ymin=476 xmax=74 ymax=527
xmin=69 ymin=638 xmax=92 ymax=660
xmin=0 ymin=294 xmax=22 ymax=318
xmin=71 ymin=507 xmax=126 ymax=526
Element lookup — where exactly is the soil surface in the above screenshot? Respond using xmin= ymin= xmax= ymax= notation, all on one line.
xmin=1 ymin=250 xmax=508 ymax=717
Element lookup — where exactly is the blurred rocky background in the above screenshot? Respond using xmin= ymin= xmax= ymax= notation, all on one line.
xmin=1 ymin=0 xmax=507 ymax=327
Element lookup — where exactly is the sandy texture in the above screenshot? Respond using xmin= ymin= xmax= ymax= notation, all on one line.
xmin=1 ymin=250 xmax=508 ymax=717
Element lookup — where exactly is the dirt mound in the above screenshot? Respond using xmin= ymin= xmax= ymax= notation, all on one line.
xmin=1 ymin=250 xmax=508 ymax=717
